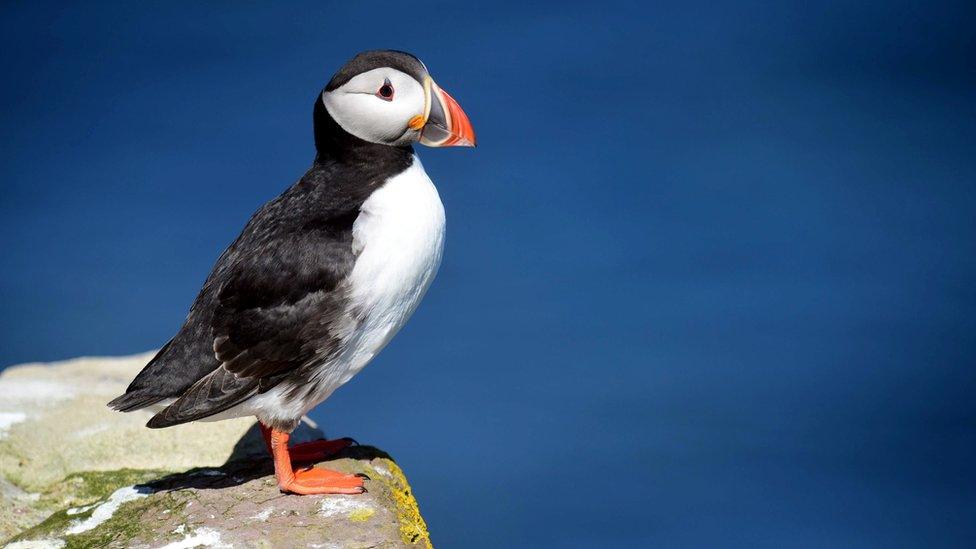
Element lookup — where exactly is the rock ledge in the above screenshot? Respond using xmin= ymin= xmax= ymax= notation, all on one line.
xmin=0 ymin=354 xmax=431 ymax=548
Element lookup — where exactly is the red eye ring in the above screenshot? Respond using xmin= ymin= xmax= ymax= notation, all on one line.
xmin=376 ymin=79 xmax=394 ymax=101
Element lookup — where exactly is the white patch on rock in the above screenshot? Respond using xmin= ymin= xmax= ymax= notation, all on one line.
xmin=0 ymin=412 xmax=27 ymax=439
xmin=65 ymin=485 xmax=152 ymax=534
xmin=249 ymin=507 xmax=273 ymax=521
xmin=0 ymin=380 xmax=74 ymax=404
xmin=5 ymin=540 xmax=66 ymax=549
xmin=371 ymin=465 xmax=394 ymax=479
xmin=318 ymin=496 xmax=374 ymax=518
xmin=157 ymin=527 xmax=231 ymax=549
xmin=172 ymin=524 xmax=186 ymax=534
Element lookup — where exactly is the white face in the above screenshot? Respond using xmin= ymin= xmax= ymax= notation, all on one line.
xmin=322 ymin=67 xmax=426 ymax=147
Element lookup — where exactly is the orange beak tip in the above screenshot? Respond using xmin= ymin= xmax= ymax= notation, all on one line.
xmin=420 ymin=82 xmax=477 ymax=148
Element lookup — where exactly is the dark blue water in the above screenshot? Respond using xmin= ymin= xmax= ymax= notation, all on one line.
xmin=2 ymin=2 xmax=974 ymax=546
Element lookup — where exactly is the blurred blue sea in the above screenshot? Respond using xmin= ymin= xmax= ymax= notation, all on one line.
xmin=1 ymin=2 xmax=974 ymax=546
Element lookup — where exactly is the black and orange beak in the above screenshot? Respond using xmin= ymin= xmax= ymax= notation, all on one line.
xmin=414 ymin=77 xmax=476 ymax=147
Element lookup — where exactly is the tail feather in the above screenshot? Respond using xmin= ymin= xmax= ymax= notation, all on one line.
xmin=145 ymin=368 xmax=258 ymax=429
xmin=107 ymin=391 xmax=166 ymax=412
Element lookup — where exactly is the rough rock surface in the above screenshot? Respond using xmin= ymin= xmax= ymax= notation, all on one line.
xmin=0 ymin=354 xmax=432 ymax=548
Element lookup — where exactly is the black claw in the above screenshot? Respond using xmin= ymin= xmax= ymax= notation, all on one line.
xmin=360 ymin=487 xmax=368 ymax=494
xmin=355 ymin=473 xmax=370 ymax=480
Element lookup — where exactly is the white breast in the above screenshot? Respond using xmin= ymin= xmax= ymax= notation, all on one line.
xmin=342 ymin=154 xmax=446 ymax=371
xmin=216 ymin=155 xmax=445 ymax=425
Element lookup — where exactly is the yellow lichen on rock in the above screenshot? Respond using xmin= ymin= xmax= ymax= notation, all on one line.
xmin=347 ymin=507 xmax=376 ymax=522
xmin=376 ymin=458 xmax=432 ymax=549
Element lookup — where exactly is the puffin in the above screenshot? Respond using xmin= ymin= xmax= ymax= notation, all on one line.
xmin=108 ymin=50 xmax=475 ymax=495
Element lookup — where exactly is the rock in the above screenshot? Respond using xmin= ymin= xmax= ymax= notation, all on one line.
xmin=0 ymin=353 xmax=271 ymax=491
xmin=0 ymin=355 xmax=432 ymax=548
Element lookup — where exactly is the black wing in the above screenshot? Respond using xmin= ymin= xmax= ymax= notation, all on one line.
xmin=144 ymin=227 xmax=359 ymax=428
xmin=108 ymin=154 xmax=395 ymax=426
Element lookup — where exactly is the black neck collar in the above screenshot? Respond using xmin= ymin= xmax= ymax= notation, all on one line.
xmin=312 ymin=94 xmax=414 ymax=169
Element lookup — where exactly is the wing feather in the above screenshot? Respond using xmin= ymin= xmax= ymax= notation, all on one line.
xmin=146 ymin=367 xmax=258 ymax=428
xmin=146 ymin=231 xmax=357 ymax=427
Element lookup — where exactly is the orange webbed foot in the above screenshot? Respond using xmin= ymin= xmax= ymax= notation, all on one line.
xmin=263 ymin=422 xmax=368 ymax=496
xmin=279 ymin=466 xmax=367 ymax=495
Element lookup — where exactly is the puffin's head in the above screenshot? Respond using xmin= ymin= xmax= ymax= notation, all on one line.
xmin=321 ymin=50 xmax=475 ymax=148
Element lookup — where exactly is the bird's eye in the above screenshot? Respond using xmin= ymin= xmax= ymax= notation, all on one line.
xmin=376 ymin=79 xmax=394 ymax=101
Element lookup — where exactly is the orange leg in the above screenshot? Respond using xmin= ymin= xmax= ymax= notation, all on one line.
xmin=266 ymin=426 xmax=366 ymax=495
xmin=258 ymin=423 xmax=355 ymax=462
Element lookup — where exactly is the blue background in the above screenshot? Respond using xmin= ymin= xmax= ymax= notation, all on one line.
xmin=2 ymin=1 xmax=974 ymax=546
